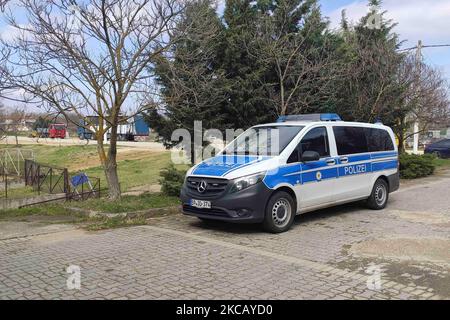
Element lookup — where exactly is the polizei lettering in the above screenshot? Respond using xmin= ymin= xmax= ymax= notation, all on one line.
xmin=344 ymin=164 xmax=368 ymax=175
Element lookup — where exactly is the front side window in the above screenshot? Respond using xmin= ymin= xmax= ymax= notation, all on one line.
xmin=333 ymin=126 xmax=368 ymax=155
xmin=300 ymin=127 xmax=330 ymax=157
xmin=223 ymin=125 xmax=304 ymax=156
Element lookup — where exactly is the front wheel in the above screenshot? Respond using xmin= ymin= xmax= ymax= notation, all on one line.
xmin=367 ymin=178 xmax=389 ymax=210
xmin=263 ymin=191 xmax=296 ymax=233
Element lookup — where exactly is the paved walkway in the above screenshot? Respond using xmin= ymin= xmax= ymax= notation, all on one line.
xmin=0 ymin=175 xmax=449 ymax=300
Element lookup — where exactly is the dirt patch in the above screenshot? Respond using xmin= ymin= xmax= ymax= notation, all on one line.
xmin=334 ymin=254 xmax=450 ymax=298
xmin=123 ymin=184 xmax=161 ymax=196
xmin=350 ymin=237 xmax=450 ymax=265
xmin=389 ymin=209 xmax=450 ymax=225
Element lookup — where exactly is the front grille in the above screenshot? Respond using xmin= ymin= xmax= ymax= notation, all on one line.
xmin=183 ymin=205 xmax=228 ymax=217
xmin=186 ymin=177 xmax=229 ymax=198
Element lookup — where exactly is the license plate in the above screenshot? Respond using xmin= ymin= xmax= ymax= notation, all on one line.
xmin=190 ymin=199 xmax=211 ymax=209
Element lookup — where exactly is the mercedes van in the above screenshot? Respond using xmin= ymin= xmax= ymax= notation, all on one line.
xmin=180 ymin=114 xmax=399 ymax=233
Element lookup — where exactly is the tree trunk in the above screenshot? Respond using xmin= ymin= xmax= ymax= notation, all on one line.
xmin=104 ymin=155 xmax=121 ymax=200
xmin=97 ymin=126 xmax=121 ymax=200
xmin=106 ymin=125 xmax=121 ymax=200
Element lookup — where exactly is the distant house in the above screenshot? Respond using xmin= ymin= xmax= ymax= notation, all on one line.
xmin=0 ymin=118 xmax=35 ymax=132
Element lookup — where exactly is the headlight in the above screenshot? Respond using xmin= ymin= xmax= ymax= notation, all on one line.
xmin=230 ymin=172 xmax=266 ymax=193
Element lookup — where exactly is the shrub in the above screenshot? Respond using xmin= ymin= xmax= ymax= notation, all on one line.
xmin=399 ymin=153 xmax=436 ymax=179
xmin=159 ymin=163 xmax=187 ymax=196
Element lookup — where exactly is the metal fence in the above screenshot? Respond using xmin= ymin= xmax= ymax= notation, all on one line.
xmin=1 ymin=156 xmax=102 ymax=206
xmin=24 ymin=159 xmax=70 ymax=196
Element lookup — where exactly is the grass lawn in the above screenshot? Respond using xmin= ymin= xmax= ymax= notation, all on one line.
xmin=68 ymin=193 xmax=180 ymax=213
xmin=0 ymin=203 xmax=81 ymax=220
xmin=82 ymin=152 xmax=174 ymax=192
xmin=83 ymin=216 xmax=149 ymax=231
xmin=0 ymin=144 xmax=99 ymax=168
xmin=433 ymin=157 xmax=450 ymax=169
xmin=0 ymin=192 xmax=179 ymax=217
xmin=0 ymin=144 xmax=178 ymax=193
xmin=1 ymin=185 xmax=36 ymax=199
xmin=0 ymin=192 xmax=180 ymax=231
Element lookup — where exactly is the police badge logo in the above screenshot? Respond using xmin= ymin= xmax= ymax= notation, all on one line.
xmin=316 ymin=171 xmax=322 ymax=181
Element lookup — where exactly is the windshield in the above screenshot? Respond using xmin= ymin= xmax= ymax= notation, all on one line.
xmin=222 ymin=126 xmax=304 ymax=156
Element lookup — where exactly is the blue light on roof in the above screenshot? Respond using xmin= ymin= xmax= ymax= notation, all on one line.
xmin=276 ymin=116 xmax=287 ymax=123
xmin=320 ymin=113 xmax=342 ymax=121
xmin=276 ymin=113 xmax=342 ymax=122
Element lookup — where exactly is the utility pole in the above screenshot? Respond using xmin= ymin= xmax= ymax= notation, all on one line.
xmin=412 ymin=40 xmax=422 ymax=155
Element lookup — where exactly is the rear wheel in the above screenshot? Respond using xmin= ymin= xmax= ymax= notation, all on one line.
xmin=367 ymin=178 xmax=389 ymax=210
xmin=433 ymin=151 xmax=442 ymax=158
xmin=263 ymin=191 xmax=296 ymax=233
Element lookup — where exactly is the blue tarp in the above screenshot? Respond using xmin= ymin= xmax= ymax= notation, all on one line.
xmin=71 ymin=173 xmax=89 ymax=187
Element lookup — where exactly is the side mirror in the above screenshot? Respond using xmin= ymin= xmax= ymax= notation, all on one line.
xmin=301 ymin=151 xmax=320 ymax=162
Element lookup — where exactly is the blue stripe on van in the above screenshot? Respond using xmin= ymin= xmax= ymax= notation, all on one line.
xmin=371 ymin=151 xmax=398 ymax=159
xmin=302 ymin=167 xmax=338 ymax=183
xmin=345 ymin=154 xmax=372 ymax=164
xmin=371 ymin=159 xmax=398 ymax=171
xmin=263 ymin=153 xmax=398 ymax=189
xmin=266 ymin=164 xmax=302 ymax=186
xmin=192 ymin=155 xmax=269 ymax=177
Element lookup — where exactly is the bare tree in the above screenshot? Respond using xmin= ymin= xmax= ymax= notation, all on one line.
xmin=0 ymin=101 xmax=6 ymax=140
xmin=395 ymin=55 xmax=450 ymax=149
xmin=0 ymin=0 xmax=186 ymax=199
xmin=251 ymin=9 xmax=340 ymax=116
xmin=5 ymin=107 xmax=29 ymax=145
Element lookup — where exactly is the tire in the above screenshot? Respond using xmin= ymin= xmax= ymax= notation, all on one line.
xmin=263 ymin=191 xmax=296 ymax=233
xmin=367 ymin=178 xmax=389 ymax=210
xmin=433 ymin=151 xmax=442 ymax=158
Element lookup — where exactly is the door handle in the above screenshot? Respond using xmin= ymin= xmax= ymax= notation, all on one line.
xmin=326 ymin=159 xmax=336 ymax=166
xmin=340 ymin=157 xmax=349 ymax=164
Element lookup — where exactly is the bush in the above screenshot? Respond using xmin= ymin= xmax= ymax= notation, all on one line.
xmin=159 ymin=163 xmax=187 ymax=196
xmin=399 ymin=153 xmax=436 ymax=179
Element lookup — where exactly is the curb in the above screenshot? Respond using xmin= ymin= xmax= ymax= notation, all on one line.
xmin=66 ymin=205 xmax=180 ymax=219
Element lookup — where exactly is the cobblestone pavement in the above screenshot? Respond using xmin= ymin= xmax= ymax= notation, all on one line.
xmin=0 ymin=175 xmax=449 ymax=300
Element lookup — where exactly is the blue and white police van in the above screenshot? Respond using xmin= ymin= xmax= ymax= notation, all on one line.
xmin=181 ymin=114 xmax=399 ymax=233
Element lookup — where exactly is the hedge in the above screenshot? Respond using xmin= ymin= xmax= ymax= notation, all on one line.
xmin=399 ymin=153 xmax=436 ymax=179
xmin=159 ymin=163 xmax=188 ymax=196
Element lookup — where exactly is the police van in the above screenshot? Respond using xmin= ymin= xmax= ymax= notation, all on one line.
xmin=181 ymin=114 xmax=399 ymax=233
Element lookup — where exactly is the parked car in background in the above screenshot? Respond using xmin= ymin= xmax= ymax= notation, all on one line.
xmin=48 ymin=123 xmax=67 ymax=139
xmin=424 ymin=139 xmax=450 ymax=158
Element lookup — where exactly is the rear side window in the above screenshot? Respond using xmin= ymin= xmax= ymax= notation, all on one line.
xmin=365 ymin=128 xmax=395 ymax=152
xmin=333 ymin=126 xmax=368 ymax=155
xmin=299 ymin=127 xmax=330 ymax=157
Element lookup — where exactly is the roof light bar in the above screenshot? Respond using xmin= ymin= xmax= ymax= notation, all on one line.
xmin=277 ymin=113 xmax=342 ymax=122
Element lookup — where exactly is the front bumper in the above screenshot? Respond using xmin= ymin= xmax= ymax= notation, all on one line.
xmin=180 ymin=181 xmax=272 ymax=223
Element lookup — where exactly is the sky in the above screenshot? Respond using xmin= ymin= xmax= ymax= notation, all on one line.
xmin=319 ymin=0 xmax=450 ymax=81
xmin=0 ymin=0 xmax=449 ymax=109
